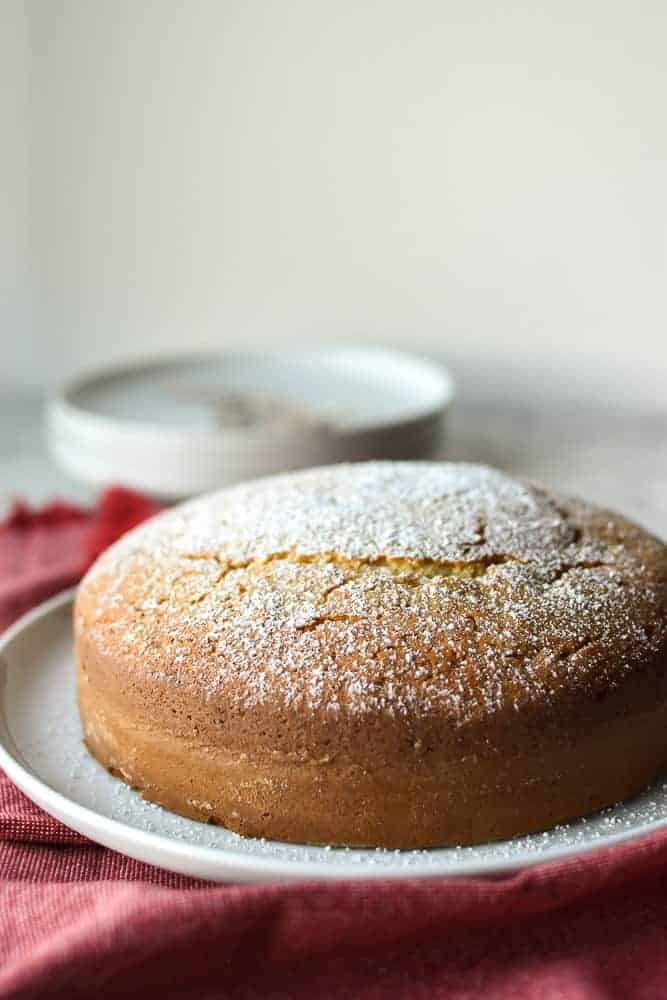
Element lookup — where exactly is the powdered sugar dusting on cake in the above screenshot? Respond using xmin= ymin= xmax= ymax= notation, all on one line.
xmin=101 ymin=462 xmax=587 ymax=566
xmin=77 ymin=462 xmax=667 ymax=725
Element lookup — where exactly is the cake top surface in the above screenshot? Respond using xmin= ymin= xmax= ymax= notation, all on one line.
xmin=77 ymin=462 xmax=667 ymax=731
xmin=96 ymin=461 xmax=590 ymax=567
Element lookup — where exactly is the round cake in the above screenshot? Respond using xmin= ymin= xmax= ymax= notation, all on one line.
xmin=75 ymin=462 xmax=667 ymax=848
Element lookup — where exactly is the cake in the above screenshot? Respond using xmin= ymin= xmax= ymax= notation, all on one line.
xmin=75 ymin=462 xmax=667 ymax=848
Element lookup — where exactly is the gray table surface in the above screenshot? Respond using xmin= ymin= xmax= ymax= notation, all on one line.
xmin=1 ymin=389 xmax=665 ymax=539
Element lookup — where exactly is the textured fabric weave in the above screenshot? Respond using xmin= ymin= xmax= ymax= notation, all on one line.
xmin=1 ymin=491 xmax=666 ymax=999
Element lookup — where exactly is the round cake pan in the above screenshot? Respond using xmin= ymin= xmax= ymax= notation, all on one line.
xmin=46 ymin=345 xmax=455 ymax=499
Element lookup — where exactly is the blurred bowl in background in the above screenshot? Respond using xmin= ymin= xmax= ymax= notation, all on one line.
xmin=46 ymin=344 xmax=455 ymax=499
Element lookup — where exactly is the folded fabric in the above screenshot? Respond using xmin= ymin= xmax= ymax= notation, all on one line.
xmin=1 ymin=491 xmax=667 ymax=999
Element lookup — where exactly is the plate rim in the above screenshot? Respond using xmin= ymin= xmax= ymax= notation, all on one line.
xmin=49 ymin=346 xmax=456 ymax=440
xmin=1 ymin=589 xmax=666 ymax=883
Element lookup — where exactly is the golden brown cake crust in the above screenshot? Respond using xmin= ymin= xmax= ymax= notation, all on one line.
xmin=75 ymin=462 xmax=667 ymax=848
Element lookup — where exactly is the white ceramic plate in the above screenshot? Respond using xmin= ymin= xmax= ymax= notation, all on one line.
xmin=2 ymin=591 xmax=667 ymax=883
xmin=47 ymin=347 xmax=455 ymax=498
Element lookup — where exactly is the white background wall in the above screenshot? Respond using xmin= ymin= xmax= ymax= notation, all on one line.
xmin=1 ymin=0 xmax=34 ymax=390
xmin=3 ymin=1 xmax=667 ymax=402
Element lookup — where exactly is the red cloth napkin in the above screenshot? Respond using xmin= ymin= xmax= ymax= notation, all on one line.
xmin=0 ymin=489 xmax=160 ymax=633
xmin=1 ymin=491 xmax=667 ymax=999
